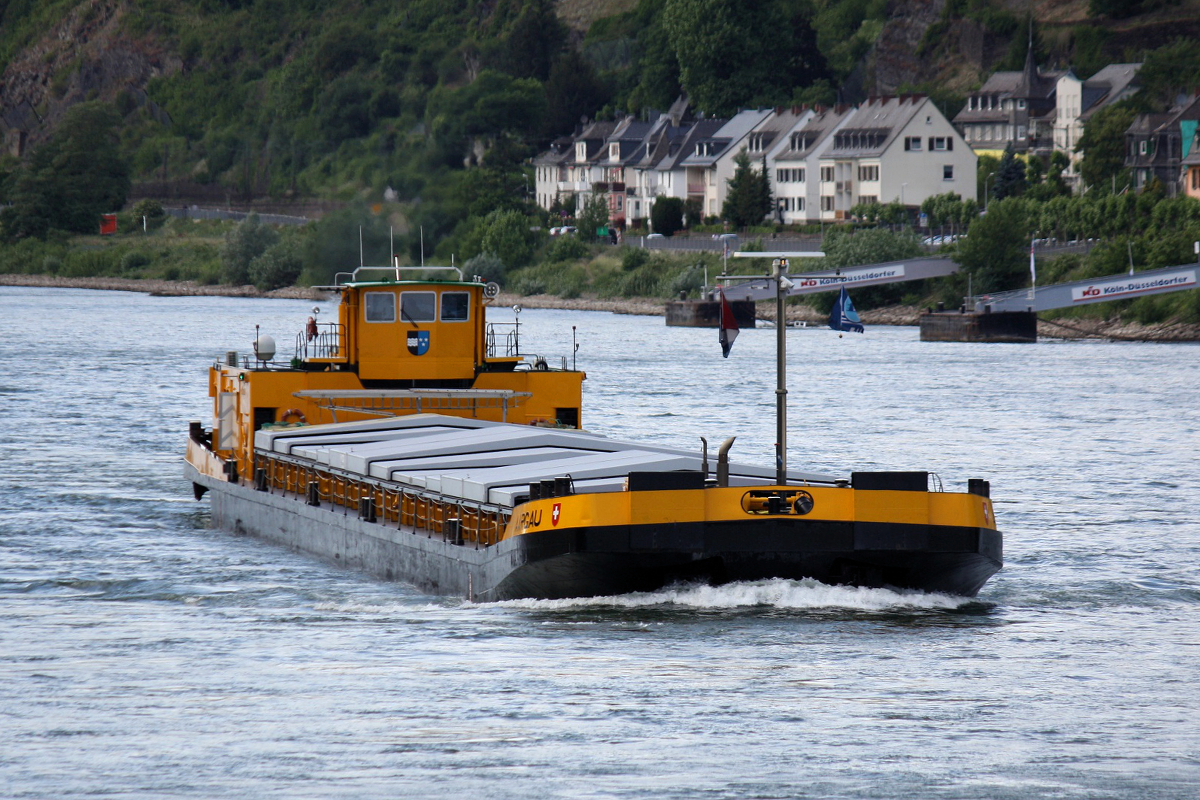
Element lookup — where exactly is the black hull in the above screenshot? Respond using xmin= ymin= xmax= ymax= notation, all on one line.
xmin=189 ymin=467 xmax=1001 ymax=601
xmin=495 ymin=522 xmax=1001 ymax=600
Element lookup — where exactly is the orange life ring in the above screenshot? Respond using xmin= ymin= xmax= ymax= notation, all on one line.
xmin=281 ymin=408 xmax=306 ymax=424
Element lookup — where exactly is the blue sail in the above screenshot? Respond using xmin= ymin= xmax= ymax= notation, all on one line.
xmin=829 ymin=286 xmax=865 ymax=333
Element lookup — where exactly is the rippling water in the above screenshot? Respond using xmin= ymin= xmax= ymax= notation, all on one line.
xmin=2 ymin=286 xmax=1198 ymax=799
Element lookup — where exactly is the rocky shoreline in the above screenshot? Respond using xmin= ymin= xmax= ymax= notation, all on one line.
xmin=4 ymin=274 xmax=1198 ymax=341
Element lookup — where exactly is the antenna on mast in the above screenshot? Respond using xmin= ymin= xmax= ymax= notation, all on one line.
xmin=358 ymin=227 xmax=363 ymax=267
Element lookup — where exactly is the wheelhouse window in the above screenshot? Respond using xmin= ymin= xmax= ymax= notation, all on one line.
xmin=400 ymin=291 xmax=436 ymax=323
xmin=440 ymin=291 xmax=470 ymax=322
xmin=364 ymin=291 xmax=396 ymax=323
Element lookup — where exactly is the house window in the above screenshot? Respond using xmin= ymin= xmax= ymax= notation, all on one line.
xmin=858 ymin=165 xmax=879 ymax=181
xmin=904 ymin=136 xmax=922 ymax=151
xmin=943 ymin=165 xmax=954 ymax=180
xmin=859 ymin=195 xmax=878 ymax=205
xmin=821 ymin=196 xmax=834 ymax=211
xmin=1018 ymin=99 xmax=1026 ymax=109
xmin=820 ymin=166 xmax=835 ymax=182
xmin=1017 ymin=125 xmax=1026 ymax=139
xmin=930 ymin=137 xmax=952 ymax=151
xmin=1139 ymin=140 xmax=1148 ymax=155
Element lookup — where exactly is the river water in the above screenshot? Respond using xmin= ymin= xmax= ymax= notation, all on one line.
xmin=2 ymin=286 xmax=1198 ymax=799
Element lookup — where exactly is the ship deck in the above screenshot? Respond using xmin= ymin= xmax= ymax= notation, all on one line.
xmin=254 ymin=414 xmax=840 ymax=509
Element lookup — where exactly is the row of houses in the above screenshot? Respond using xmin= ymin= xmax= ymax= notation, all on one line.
xmin=949 ymin=43 xmax=1200 ymax=199
xmin=536 ymin=45 xmax=1200 ymax=230
xmin=950 ymin=44 xmax=1141 ymax=189
xmin=533 ymin=94 xmax=976 ymax=229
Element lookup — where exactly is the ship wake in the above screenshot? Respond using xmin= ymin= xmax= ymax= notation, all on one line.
xmin=489 ymin=578 xmax=971 ymax=612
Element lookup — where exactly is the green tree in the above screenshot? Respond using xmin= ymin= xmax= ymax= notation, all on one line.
xmin=577 ymin=193 xmax=610 ymax=242
xmin=1136 ymin=39 xmax=1200 ymax=110
xmin=221 ymin=214 xmax=279 ymax=285
xmin=499 ymin=0 xmax=567 ymax=82
xmin=0 ymin=102 xmax=130 ymax=241
xmin=542 ymin=49 xmax=610 ymax=138
xmin=651 ymin=196 xmax=684 ymax=236
xmin=722 ymin=149 xmax=771 ymax=228
xmin=478 ymin=208 xmax=540 ymax=269
xmin=957 ymin=198 xmax=1032 ymax=294
xmin=822 ymin=227 xmax=923 ymax=268
xmin=1078 ymin=102 xmax=1137 ymax=192
xmin=249 ymin=233 xmax=304 ymax=291
xmin=463 ymin=251 xmax=506 ymax=284
xmin=663 ymin=0 xmax=827 ymax=116
xmin=624 ymin=0 xmax=682 ymax=112
xmin=994 ymin=146 xmax=1027 ymax=200
xmin=977 ymin=153 xmax=1002 ymax=207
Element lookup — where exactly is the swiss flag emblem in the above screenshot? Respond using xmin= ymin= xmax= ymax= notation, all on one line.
xmin=551 ymin=502 xmax=561 ymax=526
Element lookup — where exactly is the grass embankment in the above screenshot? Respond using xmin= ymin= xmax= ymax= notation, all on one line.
xmin=0 ymin=216 xmax=227 ymax=284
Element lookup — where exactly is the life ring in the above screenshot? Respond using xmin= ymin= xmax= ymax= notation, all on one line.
xmin=534 ymin=358 xmax=548 ymax=371
xmin=281 ymin=408 xmax=306 ymax=424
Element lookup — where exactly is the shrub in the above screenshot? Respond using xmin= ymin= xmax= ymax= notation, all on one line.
xmin=544 ymin=234 xmax=589 ymax=263
xmin=120 ymin=249 xmax=152 ymax=272
xmin=511 ymin=274 xmax=547 ymax=295
xmin=464 ymin=251 xmax=506 ymax=284
xmin=621 ymin=247 xmax=650 ymax=272
xmin=131 ymin=199 xmax=165 ymax=218
xmin=249 ymin=236 xmax=304 ymax=290
xmin=221 ymin=213 xmax=278 ymax=285
xmin=650 ymin=197 xmax=684 ymax=236
xmin=478 ymin=208 xmax=539 ymax=269
xmin=668 ymin=265 xmax=705 ymax=297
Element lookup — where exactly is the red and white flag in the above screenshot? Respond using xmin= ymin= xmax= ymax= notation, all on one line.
xmin=719 ymin=289 xmax=739 ymax=358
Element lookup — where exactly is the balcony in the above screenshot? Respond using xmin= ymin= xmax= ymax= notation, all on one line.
xmin=687 ymin=183 xmax=705 ymax=195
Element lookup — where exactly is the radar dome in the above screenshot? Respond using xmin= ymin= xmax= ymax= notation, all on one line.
xmin=254 ymin=334 xmax=276 ymax=361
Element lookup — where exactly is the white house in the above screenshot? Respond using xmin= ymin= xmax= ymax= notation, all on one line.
xmin=1054 ymin=64 xmax=1141 ymax=189
xmin=677 ymin=109 xmax=772 ymax=218
xmin=817 ymin=95 xmax=976 ymax=220
xmin=770 ymin=106 xmax=851 ymax=224
xmin=741 ymin=107 xmax=815 ymax=224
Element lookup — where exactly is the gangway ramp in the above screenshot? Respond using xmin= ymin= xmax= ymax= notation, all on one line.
xmin=719 ymin=257 xmax=959 ymax=302
xmin=974 ymin=264 xmax=1198 ymax=314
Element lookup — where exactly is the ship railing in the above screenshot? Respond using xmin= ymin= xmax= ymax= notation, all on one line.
xmin=294 ymin=322 xmax=346 ymax=362
xmin=253 ymin=450 xmax=512 ymax=548
xmin=332 ymin=265 xmax=465 ymax=286
xmin=485 ymin=322 xmax=520 ymax=357
xmin=292 ymin=388 xmax=532 ymax=423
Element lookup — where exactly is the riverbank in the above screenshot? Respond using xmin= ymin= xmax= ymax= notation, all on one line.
xmin=4 ymin=274 xmax=1198 ymax=341
xmin=0 ymin=274 xmax=327 ymax=300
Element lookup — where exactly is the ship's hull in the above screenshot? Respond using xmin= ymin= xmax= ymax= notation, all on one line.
xmin=189 ymin=465 xmax=1001 ymax=600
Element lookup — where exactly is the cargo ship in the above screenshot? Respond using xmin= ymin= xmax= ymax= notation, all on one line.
xmin=185 ymin=266 xmax=1002 ymax=600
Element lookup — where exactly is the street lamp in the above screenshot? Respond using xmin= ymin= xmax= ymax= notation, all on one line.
xmin=984 ymin=172 xmax=996 ymax=212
